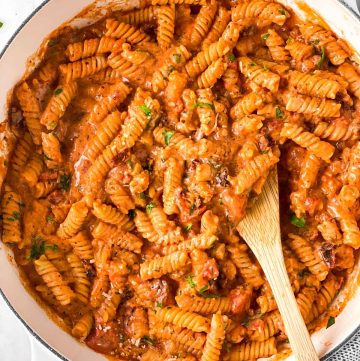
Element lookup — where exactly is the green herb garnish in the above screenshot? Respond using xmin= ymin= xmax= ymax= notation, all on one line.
xmin=310 ymin=39 xmax=320 ymax=45
xmin=186 ymin=274 xmax=196 ymax=288
xmin=184 ymin=223 xmax=193 ymax=232
xmin=54 ymin=88 xmax=63 ymax=96
xmin=326 ymin=316 xmax=335 ymax=329
xmin=46 ymin=215 xmax=54 ymax=224
xmin=227 ymin=54 xmax=236 ymax=62
xmin=260 ymin=149 xmax=269 ymax=154
xmin=59 ymin=174 xmax=71 ymax=191
xmin=262 ymin=33 xmax=270 ymax=41
xmin=317 ymin=47 xmax=326 ymax=68
xmin=141 ymin=336 xmax=156 ymax=346
xmin=194 ymin=102 xmax=215 ymax=110
xmin=7 ymin=211 xmax=20 ymax=221
xmin=189 ymin=204 xmax=196 ymax=215
xmin=290 ymin=214 xmax=306 ymax=228
xmin=139 ymin=104 xmax=152 ymax=118
xmin=139 ymin=192 xmax=146 ymax=200
xmin=199 ymin=285 xmax=220 ymax=298
xmin=146 ymin=202 xmax=155 ymax=214
xmin=173 ymin=53 xmax=181 ymax=63
xmin=156 ymin=302 xmax=163 ymax=308
xmin=279 ymin=9 xmax=288 ymax=16
xmin=249 ymin=61 xmax=257 ymax=66
xmin=29 ymin=235 xmax=46 ymax=260
xmin=44 ymin=154 xmax=52 ymax=161
xmin=275 ymin=105 xmax=284 ymax=119
xmin=163 ymin=131 xmax=175 ymax=146
xmin=0 ymin=22 xmax=4 ymax=29
xmin=286 ymin=37 xmax=293 ymax=44
xmin=128 ymin=209 xmax=136 ymax=219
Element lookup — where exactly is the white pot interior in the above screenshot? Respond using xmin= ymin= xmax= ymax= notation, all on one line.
xmin=0 ymin=1 xmax=359 ymax=360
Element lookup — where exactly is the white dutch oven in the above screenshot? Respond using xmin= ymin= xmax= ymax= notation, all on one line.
xmin=0 ymin=0 xmax=359 ymax=360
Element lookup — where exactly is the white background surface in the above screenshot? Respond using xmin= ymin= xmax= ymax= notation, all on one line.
xmin=0 ymin=0 xmax=359 ymax=360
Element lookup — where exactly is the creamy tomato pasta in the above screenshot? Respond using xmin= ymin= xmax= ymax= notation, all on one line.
xmin=2 ymin=0 xmax=360 ymax=360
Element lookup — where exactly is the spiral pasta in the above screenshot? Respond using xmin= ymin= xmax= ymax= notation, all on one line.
xmin=228 ymin=337 xmax=277 ymax=361
xmin=57 ymin=201 xmax=88 ymax=239
xmin=238 ymin=57 xmax=280 ymax=92
xmin=156 ymin=5 xmax=175 ymax=48
xmin=299 ymin=23 xmax=349 ymax=65
xmin=68 ymin=232 xmax=94 ymax=261
xmin=96 ymin=288 xmax=122 ymax=323
xmin=285 ymin=39 xmax=313 ymax=61
xmin=10 ymin=133 xmax=33 ymax=176
xmin=232 ymin=0 xmax=289 ymax=25
xmin=230 ymin=151 xmax=279 ymax=195
xmin=154 ymin=306 xmax=210 ymax=333
xmin=313 ymin=120 xmax=358 ymax=142
xmin=1 ymin=185 xmax=22 ymax=246
xmin=67 ymin=253 xmax=90 ymax=304
xmin=41 ymin=132 xmax=62 ymax=169
xmin=280 ymin=122 xmax=335 ymax=162
xmin=40 ymin=81 xmax=78 ymax=130
xmin=34 ymin=255 xmax=75 ymax=306
xmin=230 ymin=93 xmax=263 ymax=120
xmin=72 ymin=312 xmax=93 ymax=341
xmin=86 ymin=111 xmax=126 ymax=162
xmin=22 ymin=153 xmax=43 ymax=187
xmin=200 ymin=314 xmax=227 ymax=361
xmin=176 ymin=295 xmax=232 ymax=314
xmin=105 ymin=18 xmax=150 ymax=44
xmin=336 ymin=63 xmax=360 ymax=99
xmin=190 ymin=3 xmax=218 ymax=47
xmin=88 ymin=83 xmax=130 ymax=124
xmin=117 ymin=6 xmax=156 ymax=25
xmin=60 ymin=55 xmax=108 ymax=83
xmin=263 ymin=29 xmax=290 ymax=62
xmin=140 ymin=250 xmax=190 ymax=279
xmin=15 ymin=82 xmax=42 ymax=145
xmin=185 ymin=22 xmax=241 ymax=78
xmin=66 ymin=37 xmax=122 ymax=62
xmin=197 ymin=58 xmax=227 ymax=89
xmin=287 ymin=234 xmax=328 ymax=281
xmin=202 ymin=7 xmax=230 ymax=50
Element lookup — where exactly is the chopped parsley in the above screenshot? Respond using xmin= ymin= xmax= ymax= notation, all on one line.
xmin=279 ymin=9 xmax=288 ymax=16
xmin=7 ymin=211 xmax=20 ymax=221
xmin=317 ymin=47 xmax=326 ymax=68
xmin=146 ymin=202 xmax=155 ymax=214
xmin=156 ymin=302 xmax=163 ymax=308
xmin=140 ymin=336 xmax=156 ymax=346
xmin=260 ymin=149 xmax=269 ymax=154
xmin=290 ymin=214 xmax=306 ymax=228
xmin=298 ymin=269 xmax=310 ymax=278
xmin=46 ymin=215 xmax=54 ymax=224
xmin=194 ymin=102 xmax=215 ymax=110
xmin=262 ymin=33 xmax=270 ymax=41
xmin=54 ymin=88 xmax=63 ymax=96
xmin=310 ymin=39 xmax=320 ymax=45
xmin=59 ymin=174 xmax=71 ymax=191
xmin=184 ymin=223 xmax=193 ymax=232
xmin=275 ymin=105 xmax=284 ymax=119
xmin=189 ymin=203 xmax=196 ymax=215
xmin=173 ymin=53 xmax=181 ymax=63
xmin=185 ymin=274 xmax=196 ymax=288
xmin=199 ymin=285 xmax=220 ymax=298
xmin=162 ymin=130 xmax=175 ymax=146
xmin=139 ymin=192 xmax=146 ymax=200
xmin=30 ymin=235 xmax=46 ymax=260
xmin=128 ymin=209 xmax=136 ymax=219
xmin=0 ymin=22 xmax=3 ymax=29
xmin=48 ymin=38 xmax=59 ymax=47
xmin=286 ymin=37 xmax=293 ymax=44
xmin=139 ymin=104 xmax=152 ymax=118
xmin=227 ymin=54 xmax=236 ymax=62
xmin=326 ymin=316 xmax=335 ymax=329
xmin=249 ymin=61 xmax=257 ymax=66
xmin=44 ymin=154 xmax=52 ymax=161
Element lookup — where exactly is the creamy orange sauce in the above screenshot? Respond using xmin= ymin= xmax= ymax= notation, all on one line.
xmin=1 ymin=1 xmax=360 ymax=360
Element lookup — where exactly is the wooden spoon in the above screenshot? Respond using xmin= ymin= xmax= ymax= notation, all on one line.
xmin=237 ymin=169 xmax=319 ymax=361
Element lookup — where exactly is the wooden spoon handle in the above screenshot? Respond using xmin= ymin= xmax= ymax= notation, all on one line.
xmin=255 ymin=241 xmax=319 ymax=361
